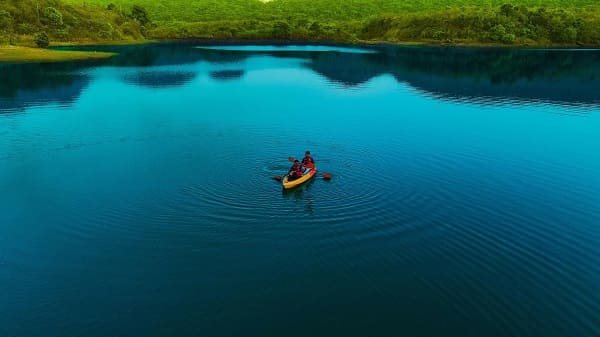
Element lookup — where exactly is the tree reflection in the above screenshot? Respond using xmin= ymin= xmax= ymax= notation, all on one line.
xmin=1 ymin=43 xmax=598 ymax=113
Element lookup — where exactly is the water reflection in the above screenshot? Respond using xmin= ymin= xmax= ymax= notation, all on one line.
xmin=0 ymin=62 xmax=92 ymax=113
xmin=305 ymin=47 xmax=600 ymax=105
xmin=123 ymin=71 xmax=197 ymax=88
xmin=281 ymin=178 xmax=316 ymax=215
xmin=209 ymin=70 xmax=245 ymax=81
xmin=1 ymin=43 xmax=599 ymax=112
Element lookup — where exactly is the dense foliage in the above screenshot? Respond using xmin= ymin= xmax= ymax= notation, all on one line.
xmin=0 ymin=0 xmax=147 ymax=46
xmin=34 ymin=32 xmax=50 ymax=47
xmin=362 ymin=5 xmax=600 ymax=45
xmin=146 ymin=3 xmax=600 ymax=45
xmin=2 ymin=0 xmax=600 ymax=47
xmin=64 ymin=0 xmax=600 ymax=22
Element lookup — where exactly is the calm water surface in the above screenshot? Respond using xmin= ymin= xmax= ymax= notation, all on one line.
xmin=1 ymin=43 xmax=599 ymax=337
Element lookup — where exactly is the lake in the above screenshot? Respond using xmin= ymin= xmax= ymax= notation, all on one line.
xmin=1 ymin=43 xmax=599 ymax=337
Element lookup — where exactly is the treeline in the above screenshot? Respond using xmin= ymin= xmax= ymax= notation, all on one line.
xmin=147 ymin=4 xmax=600 ymax=46
xmin=148 ymin=20 xmax=362 ymax=43
xmin=0 ymin=0 xmax=150 ymax=46
xmin=362 ymin=4 xmax=600 ymax=45
xmin=63 ymin=0 xmax=600 ymax=23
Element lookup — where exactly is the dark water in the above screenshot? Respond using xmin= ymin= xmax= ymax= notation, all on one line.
xmin=1 ymin=43 xmax=599 ymax=337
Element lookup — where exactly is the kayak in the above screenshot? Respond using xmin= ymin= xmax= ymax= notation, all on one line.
xmin=282 ymin=166 xmax=317 ymax=189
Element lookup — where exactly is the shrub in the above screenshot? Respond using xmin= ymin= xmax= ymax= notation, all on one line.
xmin=56 ymin=28 xmax=70 ymax=40
xmin=273 ymin=21 xmax=291 ymax=39
xmin=120 ymin=21 xmax=143 ymax=39
xmin=310 ymin=22 xmax=322 ymax=33
xmin=502 ymin=32 xmax=516 ymax=43
xmin=130 ymin=5 xmax=150 ymax=26
xmin=0 ymin=10 xmax=12 ymax=31
xmin=16 ymin=23 xmax=37 ymax=34
xmin=490 ymin=24 xmax=514 ymax=43
xmin=44 ymin=7 xmax=63 ymax=27
xmin=432 ymin=30 xmax=447 ymax=39
xmin=499 ymin=4 xmax=517 ymax=17
xmin=560 ymin=26 xmax=578 ymax=42
xmin=34 ymin=32 xmax=50 ymax=48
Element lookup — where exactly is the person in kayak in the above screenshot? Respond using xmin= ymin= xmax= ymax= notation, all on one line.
xmin=302 ymin=150 xmax=315 ymax=169
xmin=288 ymin=160 xmax=304 ymax=181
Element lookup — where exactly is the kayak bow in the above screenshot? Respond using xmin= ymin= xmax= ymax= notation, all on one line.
xmin=282 ymin=167 xmax=317 ymax=189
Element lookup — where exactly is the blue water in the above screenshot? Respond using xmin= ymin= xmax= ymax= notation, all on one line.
xmin=1 ymin=43 xmax=599 ymax=337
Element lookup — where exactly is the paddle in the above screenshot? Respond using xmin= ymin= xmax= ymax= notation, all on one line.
xmin=272 ymin=157 xmax=295 ymax=181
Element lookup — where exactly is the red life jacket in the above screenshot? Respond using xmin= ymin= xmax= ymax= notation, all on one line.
xmin=290 ymin=163 xmax=303 ymax=177
xmin=302 ymin=156 xmax=314 ymax=165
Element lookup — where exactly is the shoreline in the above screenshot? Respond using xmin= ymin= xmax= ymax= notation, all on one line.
xmin=141 ymin=37 xmax=600 ymax=50
xmin=159 ymin=38 xmax=600 ymax=52
xmin=1 ymin=38 xmax=598 ymax=63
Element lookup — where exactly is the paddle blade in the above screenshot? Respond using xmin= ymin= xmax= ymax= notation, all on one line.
xmin=273 ymin=176 xmax=282 ymax=182
xmin=288 ymin=156 xmax=296 ymax=163
xmin=322 ymin=173 xmax=332 ymax=180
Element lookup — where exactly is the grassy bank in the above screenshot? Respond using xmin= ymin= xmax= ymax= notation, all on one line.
xmin=0 ymin=45 xmax=115 ymax=62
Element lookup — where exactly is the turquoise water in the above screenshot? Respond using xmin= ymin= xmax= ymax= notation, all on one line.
xmin=1 ymin=43 xmax=599 ymax=336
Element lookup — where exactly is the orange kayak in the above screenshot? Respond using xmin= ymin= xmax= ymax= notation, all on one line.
xmin=282 ymin=167 xmax=317 ymax=189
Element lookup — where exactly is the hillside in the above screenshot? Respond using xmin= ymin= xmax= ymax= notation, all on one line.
xmin=2 ymin=0 xmax=600 ymax=50
xmin=63 ymin=0 xmax=600 ymax=46
xmin=64 ymin=0 xmax=600 ymax=22
xmin=0 ymin=0 xmax=146 ymax=47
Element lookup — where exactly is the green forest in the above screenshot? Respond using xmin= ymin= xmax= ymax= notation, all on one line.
xmin=1 ymin=0 xmax=600 ymax=48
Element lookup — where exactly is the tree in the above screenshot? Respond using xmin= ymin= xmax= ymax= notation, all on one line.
xmin=44 ymin=7 xmax=63 ymax=27
xmin=34 ymin=32 xmax=50 ymax=48
xmin=559 ymin=26 xmax=578 ymax=43
xmin=500 ymin=4 xmax=517 ymax=17
xmin=273 ymin=21 xmax=291 ymax=39
xmin=490 ymin=24 xmax=515 ymax=43
xmin=0 ymin=10 xmax=12 ymax=31
xmin=309 ymin=21 xmax=322 ymax=36
xmin=130 ymin=5 xmax=150 ymax=26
